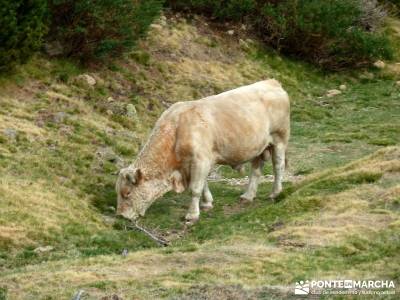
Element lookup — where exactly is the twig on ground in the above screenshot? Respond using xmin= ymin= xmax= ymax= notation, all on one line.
xmin=72 ymin=290 xmax=85 ymax=300
xmin=126 ymin=221 xmax=170 ymax=247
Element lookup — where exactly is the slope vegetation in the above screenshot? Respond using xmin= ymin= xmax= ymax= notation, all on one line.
xmin=0 ymin=14 xmax=399 ymax=299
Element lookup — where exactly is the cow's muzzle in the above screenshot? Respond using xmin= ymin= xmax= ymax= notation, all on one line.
xmin=117 ymin=207 xmax=139 ymax=221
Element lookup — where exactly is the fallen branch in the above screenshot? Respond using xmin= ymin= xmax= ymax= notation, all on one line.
xmin=126 ymin=221 xmax=170 ymax=247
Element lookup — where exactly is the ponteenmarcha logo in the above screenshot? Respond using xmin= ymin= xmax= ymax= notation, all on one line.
xmin=295 ymin=280 xmax=310 ymax=295
xmin=293 ymin=279 xmax=396 ymax=296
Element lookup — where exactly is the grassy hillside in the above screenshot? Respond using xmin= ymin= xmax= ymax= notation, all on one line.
xmin=0 ymin=15 xmax=399 ymax=299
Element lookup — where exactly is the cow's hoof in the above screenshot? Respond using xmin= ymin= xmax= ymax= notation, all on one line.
xmin=239 ymin=196 xmax=253 ymax=204
xmin=185 ymin=218 xmax=199 ymax=226
xmin=200 ymin=204 xmax=213 ymax=211
xmin=185 ymin=214 xmax=199 ymax=224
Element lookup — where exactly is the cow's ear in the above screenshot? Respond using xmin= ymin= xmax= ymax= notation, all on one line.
xmin=171 ymin=171 xmax=185 ymax=193
xmin=125 ymin=168 xmax=143 ymax=185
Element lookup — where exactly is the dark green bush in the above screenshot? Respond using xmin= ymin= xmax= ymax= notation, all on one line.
xmin=48 ymin=0 xmax=163 ymax=61
xmin=0 ymin=0 xmax=48 ymax=72
xmin=257 ymin=0 xmax=392 ymax=69
xmin=167 ymin=0 xmax=393 ymax=69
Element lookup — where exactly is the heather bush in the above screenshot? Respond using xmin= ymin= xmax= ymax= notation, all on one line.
xmin=0 ymin=0 xmax=48 ymax=72
xmin=257 ymin=0 xmax=392 ymax=69
xmin=48 ymin=0 xmax=163 ymax=61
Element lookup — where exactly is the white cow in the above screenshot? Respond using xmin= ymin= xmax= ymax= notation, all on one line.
xmin=116 ymin=80 xmax=290 ymax=222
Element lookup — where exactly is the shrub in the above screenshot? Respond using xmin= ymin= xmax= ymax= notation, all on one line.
xmin=257 ymin=0 xmax=392 ymax=69
xmin=0 ymin=0 xmax=48 ymax=72
xmin=48 ymin=0 xmax=163 ymax=61
xmin=167 ymin=0 xmax=393 ymax=69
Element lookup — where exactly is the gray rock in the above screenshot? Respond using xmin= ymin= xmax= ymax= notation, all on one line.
xmin=53 ymin=112 xmax=67 ymax=124
xmin=96 ymin=147 xmax=124 ymax=167
xmin=3 ymin=128 xmax=17 ymax=141
xmin=227 ymin=30 xmax=235 ymax=35
xmin=326 ymin=89 xmax=342 ymax=97
xmin=150 ymin=24 xmax=163 ymax=30
xmin=96 ymin=147 xmax=118 ymax=162
xmin=76 ymin=74 xmax=96 ymax=86
xmin=373 ymin=60 xmax=385 ymax=69
xmin=126 ymin=104 xmax=137 ymax=118
xmin=34 ymin=245 xmax=54 ymax=253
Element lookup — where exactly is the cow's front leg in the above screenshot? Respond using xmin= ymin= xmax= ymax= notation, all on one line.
xmin=186 ymin=160 xmax=211 ymax=223
xmin=240 ymin=156 xmax=264 ymax=203
xmin=200 ymin=181 xmax=213 ymax=211
xmin=270 ymin=143 xmax=286 ymax=199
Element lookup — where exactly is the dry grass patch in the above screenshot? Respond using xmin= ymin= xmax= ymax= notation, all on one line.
xmin=272 ymin=147 xmax=400 ymax=248
xmin=0 ymin=176 xmax=104 ymax=249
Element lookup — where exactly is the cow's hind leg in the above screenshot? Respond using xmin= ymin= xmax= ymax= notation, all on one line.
xmin=240 ymin=156 xmax=264 ymax=203
xmin=186 ymin=159 xmax=211 ymax=223
xmin=270 ymin=143 xmax=286 ymax=199
xmin=201 ymin=181 xmax=213 ymax=211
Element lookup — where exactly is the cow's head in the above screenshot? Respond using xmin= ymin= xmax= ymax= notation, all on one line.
xmin=116 ymin=166 xmax=185 ymax=220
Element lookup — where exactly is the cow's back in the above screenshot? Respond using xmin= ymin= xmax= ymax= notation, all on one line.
xmin=173 ymin=80 xmax=289 ymax=166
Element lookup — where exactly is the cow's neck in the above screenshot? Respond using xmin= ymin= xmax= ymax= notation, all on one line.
xmin=134 ymin=122 xmax=179 ymax=180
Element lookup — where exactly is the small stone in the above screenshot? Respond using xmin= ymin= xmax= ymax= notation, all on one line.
xmin=126 ymin=104 xmax=137 ymax=118
xmin=96 ymin=147 xmax=124 ymax=167
xmin=241 ymin=24 xmax=247 ymax=30
xmin=396 ymin=81 xmax=400 ymax=86
xmin=53 ymin=112 xmax=67 ymax=124
xmin=326 ymin=89 xmax=342 ymax=97
xmin=227 ymin=30 xmax=235 ymax=35
xmin=339 ymin=84 xmax=347 ymax=91
xmin=373 ymin=60 xmax=385 ymax=69
xmin=34 ymin=245 xmax=54 ymax=253
xmin=106 ymin=110 xmax=113 ymax=116
xmin=96 ymin=147 xmax=117 ymax=162
xmin=3 ymin=128 xmax=17 ymax=141
xmin=150 ymin=24 xmax=163 ymax=30
xmin=76 ymin=74 xmax=96 ymax=86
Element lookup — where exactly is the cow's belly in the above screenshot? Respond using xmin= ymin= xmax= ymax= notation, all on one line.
xmin=213 ymin=129 xmax=272 ymax=165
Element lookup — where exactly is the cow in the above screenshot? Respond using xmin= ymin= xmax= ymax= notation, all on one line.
xmin=116 ymin=80 xmax=290 ymax=223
